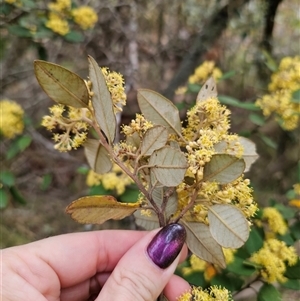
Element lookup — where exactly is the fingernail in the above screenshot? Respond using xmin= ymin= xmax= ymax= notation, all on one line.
xmin=147 ymin=223 xmax=186 ymax=269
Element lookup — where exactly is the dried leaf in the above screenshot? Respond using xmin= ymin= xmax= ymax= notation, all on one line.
xmin=88 ymin=55 xmax=116 ymax=143
xmin=149 ymin=146 xmax=187 ymax=187
xmin=203 ymin=154 xmax=245 ymax=184
xmin=208 ymin=204 xmax=249 ymax=248
xmin=137 ymin=89 xmax=182 ymax=136
xmin=214 ymin=137 xmax=259 ymax=172
xmin=133 ymin=210 xmax=159 ymax=230
xmin=34 ymin=60 xmax=89 ymax=108
xmin=141 ymin=125 xmax=168 ymax=156
xmin=182 ymin=220 xmax=226 ymax=268
xmin=66 ymin=195 xmax=141 ymax=224
xmin=84 ymin=139 xmax=112 ymax=174
xmin=197 ymin=77 xmax=218 ymax=102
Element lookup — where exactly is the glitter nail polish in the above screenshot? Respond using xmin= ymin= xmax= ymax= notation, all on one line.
xmin=147 ymin=223 xmax=186 ymax=269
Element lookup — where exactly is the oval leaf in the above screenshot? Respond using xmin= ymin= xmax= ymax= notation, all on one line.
xmin=133 ymin=210 xmax=160 ymax=230
xmin=66 ymin=195 xmax=141 ymax=224
xmin=88 ymin=55 xmax=116 ymax=143
xmin=84 ymin=139 xmax=112 ymax=174
xmin=34 ymin=60 xmax=89 ymax=108
xmin=137 ymin=89 xmax=182 ymax=136
xmin=149 ymin=146 xmax=187 ymax=187
xmin=203 ymin=154 xmax=245 ymax=184
xmin=197 ymin=77 xmax=218 ymax=102
xmin=208 ymin=204 xmax=249 ymax=248
xmin=141 ymin=125 xmax=168 ymax=156
xmin=214 ymin=137 xmax=259 ymax=172
xmin=182 ymin=220 xmax=226 ymax=268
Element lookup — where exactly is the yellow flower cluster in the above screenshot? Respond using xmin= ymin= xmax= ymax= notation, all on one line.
xmin=41 ymin=104 xmax=89 ymax=151
xmin=86 ymin=164 xmax=133 ymax=195
xmin=256 ymin=56 xmax=300 ymax=130
xmin=250 ymin=238 xmax=298 ymax=283
xmin=178 ymin=285 xmax=233 ymax=301
xmin=72 ymin=6 xmax=98 ymax=30
xmin=189 ymin=61 xmax=223 ymax=85
xmin=0 ymin=99 xmax=24 ymax=139
xmin=122 ymin=114 xmax=153 ymax=137
xmin=100 ymin=67 xmax=126 ymax=113
xmin=46 ymin=12 xmax=70 ymax=36
xmin=46 ymin=0 xmax=98 ymax=35
xmin=176 ymin=97 xmax=257 ymax=223
xmin=262 ymin=207 xmax=287 ymax=236
xmin=182 ymin=249 xmax=236 ymax=281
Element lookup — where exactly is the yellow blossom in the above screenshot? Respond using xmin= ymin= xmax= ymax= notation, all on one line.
xmin=293 ymin=183 xmax=300 ymax=195
xmin=72 ymin=6 xmax=98 ymax=30
xmin=0 ymin=99 xmax=24 ymax=139
xmin=178 ymin=285 xmax=233 ymax=301
xmin=122 ymin=114 xmax=153 ymax=137
xmin=262 ymin=207 xmax=287 ymax=235
xmin=250 ymin=238 xmax=298 ymax=283
xmin=46 ymin=12 xmax=70 ymax=35
xmin=256 ymin=56 xmax=300 ymax=131
xmin=188 ymin=61 xmax=223 ymax=85
xmin=86 ymin=164 xmax=133 ymax=196
xmin=48 ymin=0 xmax=71 ymax=12
xmin=41 ymin=104 xmax=89 ymax=151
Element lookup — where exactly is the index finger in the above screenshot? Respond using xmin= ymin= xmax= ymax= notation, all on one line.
xmin=17 ymin=230 xmax=147 ymax=288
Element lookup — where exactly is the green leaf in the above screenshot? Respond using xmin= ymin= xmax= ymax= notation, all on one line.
xmin=196 ymin=77 xmax=218 ymax=102
xmin=64 ymin=31 xmax=84 ymax=43
xmin=187 ymin=83 xmax=201 ymax=93
xmin=88 ymin=55 xmax=116 ymax=143
xmin=119 ymin=186 xmax=140 ymax=203
xmin=257 ymin=283 xmax=281 ymax=301
xmin=6 ymin=135 xmax=32 ymax=160
xmin=34 ymin=60 xmax=89 ymax=108
xmin=40 ymin=173 xmax=52 ymax=191
xmin=219 ymin=70 xmax=236 ymax=80
xmin=274 ymin=203 xmax=296 ymax=220
xmin=9 ymin=186 xmax=26 ymax=204
xmin=203 ymin=154 xmax=245 ymax=184
xmin=0 ymin=171 xmax=15 ymax=187
xmin=149 ymin=146 xmax=187 ymax=187
xmin=226 ymin=256 xmax=256 ymax=276
xmin=137 ymin=89 xmax=182 ymax=136
xmin=211 ymin=274 xmax=244 ymax=292
xmin=140 ymin=125 xmax=168 ymax=156
xmin=84 ymin=139 xmax=112 ymax=174
xmin=8 ymin=25 xmax=32 ymax=37
xmin=133 ymin=210 xmax=160 ymax=230
xmin=218 ymin=95 xmax=260 ymax=111
xmin=278 ymin=233 xmax=295 ymax=245
xmin=66 ymin=195 xmax=141 ymax=224
xmin=284 ymin=259 xmax=300 ymax=279
xmin=88 ymin=184 xmax=107 ymax=195
xmin=182 ymin=220 xmax=226 ymax=268
xmin=182 ymin=271 xmax=205 ymax=287
xmin=281 ymin=279 xmax=300 ymax=290
xmin=259 ymin=134 xmax=277 ymax=149
xmin=0 ymin=189 xmax=9 ymax=209
xmin=292 ymin=89 xmax=300 ymax=103
xmin=290 ymin=221 xmax=300 ymax=240
xmin=244 ymin=227 xmax=264 ymax=255
xmin=208 ymin=204 xmax=249 ymax=248
xmin=249 ymin=113 xmax=265 ymax=126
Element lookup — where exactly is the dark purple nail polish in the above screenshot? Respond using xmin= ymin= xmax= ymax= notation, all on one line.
xmin=147 ymin=223 xmax=186 ymax=269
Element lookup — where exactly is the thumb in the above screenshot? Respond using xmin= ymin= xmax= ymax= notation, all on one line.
xmin=97 ymin=223 xmax=187 ymax=301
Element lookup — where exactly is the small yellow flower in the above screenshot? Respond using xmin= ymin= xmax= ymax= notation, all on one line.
xmin=188 ymin=61 xmax=223 ymax=85
xmin=250 ymin=238 xmax=298 ymax=283
xmin=46 ymin=12 xmax=70 ymax=35
xmin=48 ymin=0 xmax=71 ymax=12
xmin=262 ymin=207 xmax=287 ymax=235
xmin=0 ymin=99 xmax=24 ymax=139
xmin=72 ymin=6 xmax=98 ymax=30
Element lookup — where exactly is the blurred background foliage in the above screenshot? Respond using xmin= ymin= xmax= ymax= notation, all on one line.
xmin=1 ymin=0 xmax=299 ymax=280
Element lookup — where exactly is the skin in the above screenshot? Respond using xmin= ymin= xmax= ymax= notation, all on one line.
xmin=2 ymin=229 xmax=190 ymax=301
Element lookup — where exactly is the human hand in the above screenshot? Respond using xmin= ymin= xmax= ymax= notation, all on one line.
xmin=2 ymin=224 xmax=190 ymax=301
